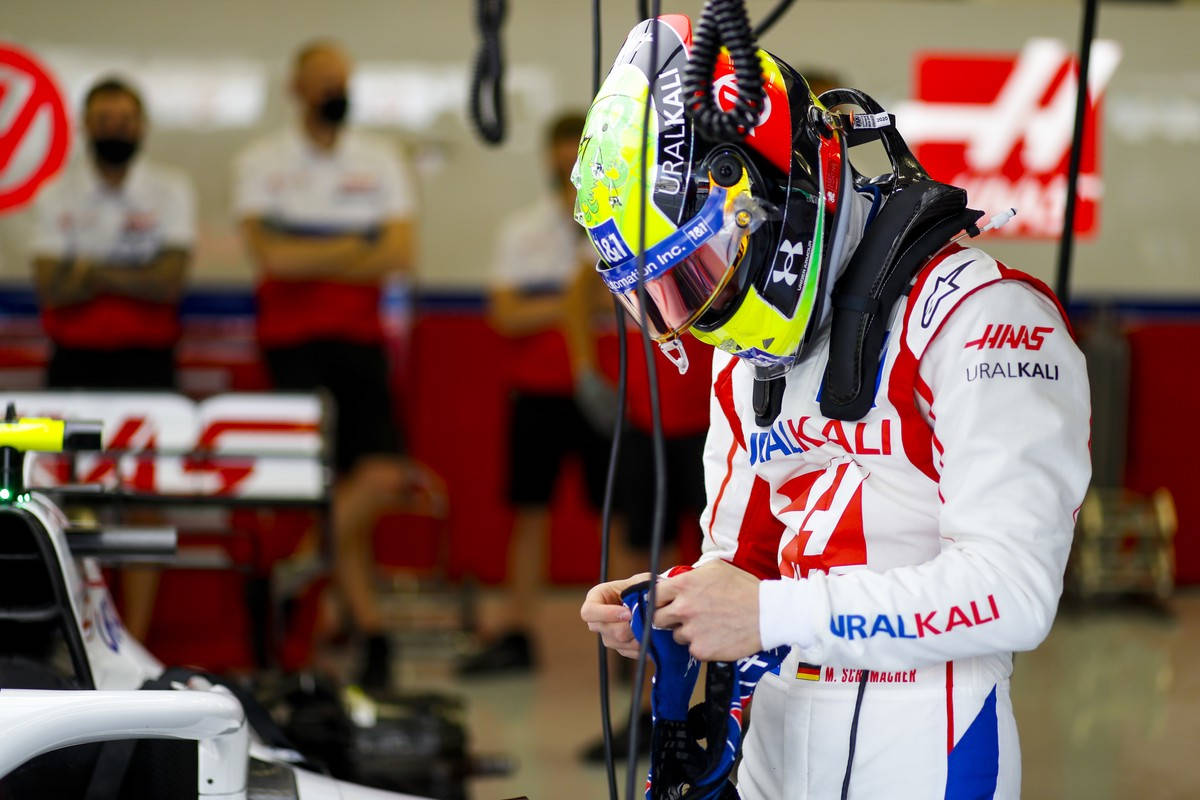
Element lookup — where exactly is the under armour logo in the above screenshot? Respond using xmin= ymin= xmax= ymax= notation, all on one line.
xmin=771 ymin=240 xmax=806 ymax=285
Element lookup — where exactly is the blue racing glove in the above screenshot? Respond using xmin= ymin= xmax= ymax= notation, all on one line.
xmin=621 ymin=569 xmax=789 ymax=800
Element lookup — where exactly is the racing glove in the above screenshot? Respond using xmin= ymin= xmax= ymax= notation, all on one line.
xmin=621 ymin=569 xmax=789 ymax=800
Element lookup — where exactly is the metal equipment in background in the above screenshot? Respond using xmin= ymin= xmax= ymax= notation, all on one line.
xmin=1068 ymin=309 xmax=1178 ymax=605
xmin=253 ymin=672 xmax=512 ymax=800
xmin=372 ymin=463 xmax=481 ymax=662
xmin=1070 ymin=487 xmax=1177 ymax=604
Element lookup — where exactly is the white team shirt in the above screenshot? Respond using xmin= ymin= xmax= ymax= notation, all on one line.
xmin=232 ymin=127 xmax=414 ymax=233
xmin=32 ymin=159 xmax=195 ymax=264
xmin=490 ymin=196 xmax=594 ymax=291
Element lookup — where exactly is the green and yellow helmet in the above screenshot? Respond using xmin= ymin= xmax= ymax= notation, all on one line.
xmin=573 ymin=14 xmax=855 ymax=377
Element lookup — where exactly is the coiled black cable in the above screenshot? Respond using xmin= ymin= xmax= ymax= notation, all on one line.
xmin=683 ymin=0 xmax=765 ymax=142
xmin=468 ymin=0 xmax=507 ymax=145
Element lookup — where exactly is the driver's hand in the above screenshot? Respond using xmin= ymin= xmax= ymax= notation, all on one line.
xmin=581 ymin=573 xmax=651 ymax=659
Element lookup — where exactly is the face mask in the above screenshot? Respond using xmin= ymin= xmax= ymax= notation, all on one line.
xmin=90 ymin=136 xmax=139 ymax=167
xmin=317 ymin=93 xmax=349 ymax=126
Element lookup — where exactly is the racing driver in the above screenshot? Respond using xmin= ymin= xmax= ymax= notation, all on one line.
xmin=579 ymin=15 xmax=1091 ymax=799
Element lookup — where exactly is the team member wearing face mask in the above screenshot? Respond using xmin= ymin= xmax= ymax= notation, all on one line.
xmin=30 ymin=77 xmax=197 ymax=643
xmin=233 ymin=40 xmax=417 ymax=688
xmin=31 ymin=77 xmax=195 ymax=392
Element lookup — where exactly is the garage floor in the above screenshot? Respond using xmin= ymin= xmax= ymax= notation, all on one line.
xmin=394 ymin=588 xmax=1200 ymax=800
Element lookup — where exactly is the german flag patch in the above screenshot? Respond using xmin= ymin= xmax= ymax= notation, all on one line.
xmin=796 ymin=662 xmax=821 ymax=681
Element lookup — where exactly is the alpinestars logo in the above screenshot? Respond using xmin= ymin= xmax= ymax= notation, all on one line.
xmin=895 ymin=38 xmax=1121 ymax=239
xmin=921 ymin=261 xmax=972 ymax=328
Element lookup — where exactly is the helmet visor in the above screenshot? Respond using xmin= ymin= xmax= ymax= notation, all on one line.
xmin=592 ymin=183 xmax=766 ymax=341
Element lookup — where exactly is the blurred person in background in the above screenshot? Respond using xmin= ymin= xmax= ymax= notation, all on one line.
xmin=30 ymin=76 xmax=196 ymax=640
xmin=462 ymin=112 xmax=616 ymax=676
xmin=233 ymin=40 xmax=416 ymax=689
xmin=32 ymin=77 xmax=193 ymax=392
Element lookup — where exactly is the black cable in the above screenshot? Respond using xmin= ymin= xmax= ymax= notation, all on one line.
xmin=752 ymin=0 xmax=798 ymax=37
xmin=597 ymin=298 xmax=627 ymax=800
xmin=590 ymin=5 xmax=623 ymax=797
xmin=468 ymin=0 xmax=507 ymax=145
xmin=683 ymin=0 xmax=765 ymax=142
xmin=625 ymin=2 xmax=667 ymax=799
xmin=1054 ymin=0 xmax=1100 ymax=306
xmin=840 ymin=669 xmax=869 ymax=800
xmin=594 ymin=0 xmax=604 ymax=98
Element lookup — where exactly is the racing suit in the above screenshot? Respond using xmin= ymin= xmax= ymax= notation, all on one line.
xmin=697 ymin=244 xmax=1091 ymax=799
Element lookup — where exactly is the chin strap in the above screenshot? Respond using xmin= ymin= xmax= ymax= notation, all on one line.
xmin=752 ymin=374 xmax=787 ymax=428
xmin=621 ymin=571 xmax=789 ymax=800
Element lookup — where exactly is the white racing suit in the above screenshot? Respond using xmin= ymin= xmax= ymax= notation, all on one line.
xmin=697 ymin=244 xmax=1091 ymax=799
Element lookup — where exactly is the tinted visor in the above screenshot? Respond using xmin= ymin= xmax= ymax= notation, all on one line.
xmin=592 ymin=184 xmax=765 ymax=342
xmin=614 ymin=239 xmax=745 ymax=339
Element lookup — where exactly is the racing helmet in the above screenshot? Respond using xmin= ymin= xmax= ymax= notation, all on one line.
xmin=573 ymin=14 xmax=855 ymax=376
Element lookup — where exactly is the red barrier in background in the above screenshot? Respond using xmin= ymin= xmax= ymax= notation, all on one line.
xmin=4 ymin=309 xmax=1195 ymax=587
xmin=1124 ymin=323 xmax=1200 ymax=584
xmin=392 ymin=313 xmax=1200 ymax=587
xmin=400 ymin=315 xmax=706 ymax=585
xmin=369 ymin=311 xmax=1200 ymax=588
xmin=3 ymin=305 xmax=1197 ymax=670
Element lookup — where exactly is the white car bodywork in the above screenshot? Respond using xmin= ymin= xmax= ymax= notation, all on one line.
xmin=0 ymin=477 xmax=429 ymax=800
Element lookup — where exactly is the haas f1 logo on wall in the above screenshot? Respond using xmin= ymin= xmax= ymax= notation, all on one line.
xmin=4 ymin=392 xmax=325 ymax=499
xmin=895 ymin=39 xmax=1121 ymax=239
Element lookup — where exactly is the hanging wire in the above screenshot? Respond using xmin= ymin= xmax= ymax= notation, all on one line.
xmin=596 ymin=298 xmax=628 ymax=800
xmin=1054 ymin=0 xmax=1100 ymax=307
xmin=591 ymin=2 xmax=627 ymax=796
xmin=468 ymin=0 xmax=508 ymax=144
xmin=624 ymin=2 xmax=667 ymax=798
xmin=752 ymin=0 xmax=798 ymax=37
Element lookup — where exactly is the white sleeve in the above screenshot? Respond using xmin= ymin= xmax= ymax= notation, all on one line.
xmin=231 ymin=144 xmax=273 ymax=220
xmin=759 ymin=281 xmax=1091 ymax=669
xmin=31 ymin=183 xmax=68 ymax=258
xmin=160 ymin=172 xmax=196 ymax=248
xmin=697 ymin=350 xmax=786 ymax=579
xmin=489 ymin=223 xmax=527 ymax=289
xmin=377 ymin=147 xmax=415 ymax=220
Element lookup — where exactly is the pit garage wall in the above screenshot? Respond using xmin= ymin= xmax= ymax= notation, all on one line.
xmin=1 ymin=0 xmax=1198 ymax=299
xmin=0 ymin=289 xmax=1196 ymax=587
